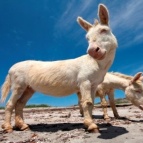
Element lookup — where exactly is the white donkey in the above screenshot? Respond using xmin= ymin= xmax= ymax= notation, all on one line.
xmin=78 ymin=72 xmax=143 ymax=120
xmin=1 ymin=4 xmax=117 ymax=133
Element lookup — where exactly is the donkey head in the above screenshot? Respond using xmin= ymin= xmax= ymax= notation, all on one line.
xmin=77 ymin=4 xmax=117 ymax=60
xmin=125 ymin=72 xmax=143 ymax=110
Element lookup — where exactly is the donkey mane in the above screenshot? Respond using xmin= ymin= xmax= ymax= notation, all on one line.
xmin=110 ymin=72 xmax=142 ymax=84
xmin=110 ymin=72 xmax=142 ymax=85
xmin=110 ymin=72 xmax=133 ymax=80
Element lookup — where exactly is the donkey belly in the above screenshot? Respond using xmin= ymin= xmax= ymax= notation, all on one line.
xmin=31 ymin=83 xmax=78 ymax=96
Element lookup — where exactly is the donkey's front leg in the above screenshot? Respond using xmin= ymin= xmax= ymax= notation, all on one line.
xmin=80 ymin=81 xmax=99 ymax=133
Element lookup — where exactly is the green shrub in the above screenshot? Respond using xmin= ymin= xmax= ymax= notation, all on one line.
xmin=25 ymin=104 xmax=50 ymax=108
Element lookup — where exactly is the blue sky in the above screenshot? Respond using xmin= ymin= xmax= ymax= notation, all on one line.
xmin=0 ymin=0 xmax=143 ymax=107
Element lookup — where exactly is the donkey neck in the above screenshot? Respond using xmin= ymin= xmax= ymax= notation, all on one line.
xmin=104 ymin=73 xmax=132 ymax=90
xmin=97 ymin=48 xmax=116 ymax=71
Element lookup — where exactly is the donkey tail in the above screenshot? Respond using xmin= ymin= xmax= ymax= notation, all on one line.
xmin=1 ymin=74 xmax=11 ymax=103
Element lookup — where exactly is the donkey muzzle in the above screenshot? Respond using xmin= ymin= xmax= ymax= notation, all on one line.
xmin=87 ymin=44 xmax=106 ymax=60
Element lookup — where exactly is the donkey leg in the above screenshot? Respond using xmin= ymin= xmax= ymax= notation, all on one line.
xmin=100 ymin=95 xmax=111 ymax=121
xmin=1 ymin=86 xmax=25 ymax=133
xmin=80 ymin=82 xmax=99 ymax=133
xmin=77 ymin=92 xmax=83 ymax=116
xmin=108 ymin=89 xmax=120 ymax=118
xmin=15 ymin=87 xmax=34 ymax=131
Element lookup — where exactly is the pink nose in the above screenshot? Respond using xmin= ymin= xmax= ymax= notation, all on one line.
xmin=87 ymin=45 xmax=106 ymax=60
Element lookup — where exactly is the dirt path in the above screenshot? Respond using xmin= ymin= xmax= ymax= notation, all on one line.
xmin=0 ymin=105 xmax=143 ymax=143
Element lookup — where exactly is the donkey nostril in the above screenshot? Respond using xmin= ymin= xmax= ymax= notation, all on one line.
xmin=96 ymin=47 xmax=100 ymax=52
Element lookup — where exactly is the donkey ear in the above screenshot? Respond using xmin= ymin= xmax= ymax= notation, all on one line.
xmin=98 ymin=4 xmax=109 ymax=25
xmin=77 ymin=17 xmax=92 ymax=31
xmin=130 ymin=72 xmax=143 ymax=84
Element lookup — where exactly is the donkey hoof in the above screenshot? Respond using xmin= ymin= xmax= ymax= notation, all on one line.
xmin=88 ymin=128 xmax=100 ymax=133
xmin=105 ymin=117 xmax=111 ymax=122
xmin=19 ymin=124 xmax=30 ymax=131
xmin=14 ymin=124 xmax=30 ymax=131
xmin=87 ymin=123 xmax=99 ymax=133
xmin=3 ymin=128 xmax=13 ymax=133
xmin=21 ymin=126 xmax=30 ymax=131
xmin=1 ymin=124 xmax=13 ymax=133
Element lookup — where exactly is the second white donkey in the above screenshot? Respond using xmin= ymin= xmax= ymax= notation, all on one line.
xmin=78 ymin=72 xmax=143 ymax=120
xmin=1 ymin=4 xmax=117 ymax=133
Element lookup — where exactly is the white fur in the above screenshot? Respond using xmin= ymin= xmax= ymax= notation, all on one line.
xmin=1 ymin=4 xmax=117 ymax=133
xmin=78 ymin=72 xmax=143 ymax=120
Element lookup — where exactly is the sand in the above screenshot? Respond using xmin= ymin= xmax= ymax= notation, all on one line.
xmin=0 ymin=105 xmax=143 ymax=143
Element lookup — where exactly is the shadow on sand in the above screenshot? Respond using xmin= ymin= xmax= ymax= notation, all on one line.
xmin=27 ymin=122 xmax=128 ymax=139
xmin=92 ymin=114 xmax=143 ymax=122
xmin=97 ymin=123 xmax=128 ymax=139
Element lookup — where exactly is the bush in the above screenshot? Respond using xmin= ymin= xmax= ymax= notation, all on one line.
xmin=25 ymin=104 xmax=50 ymax=108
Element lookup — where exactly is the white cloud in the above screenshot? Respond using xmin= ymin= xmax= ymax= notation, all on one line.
xmin=133 ymin=33 xmax=143 ymax=44
xmin=54 ymin=0 xmax=98 ymax=31
xmin=53 ymin=0 xmax=143 ymax=49
xmin=110 ymin=0 xmax=143 ymax=48
xmin=111 ymin=0 xmax=143 ymax=30
xmin=55 ymin=0 xmax=143 ymax=32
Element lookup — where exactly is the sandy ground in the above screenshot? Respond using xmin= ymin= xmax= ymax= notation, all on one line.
xmin=0 ymin=105 xmax=143 ymax=143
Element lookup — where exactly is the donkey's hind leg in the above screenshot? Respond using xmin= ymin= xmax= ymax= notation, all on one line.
xmin=14 ymin=87 xmax=34 ymax=131
xmin=108 ymin=89 xmax=120 ymax=118
xmin=1 ymin=86 xmax=26 ymax=133
xmin=100 ymin=95 xmax=111 ymax=121
xmin=77 ymin=92 xmax=84 ymax=116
